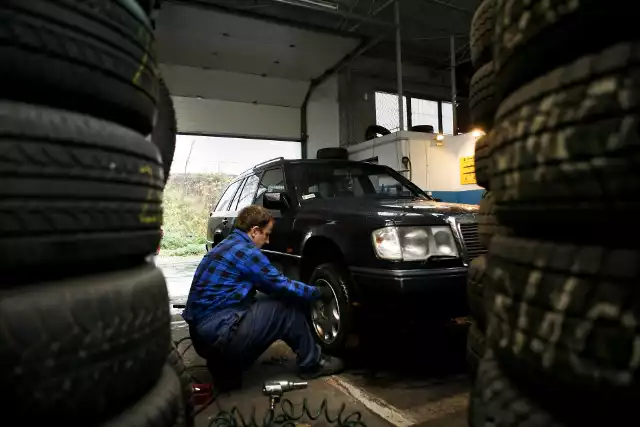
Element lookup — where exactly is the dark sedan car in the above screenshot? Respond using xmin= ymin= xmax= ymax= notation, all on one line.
xmin=206 ymin=157 xmax=486 ymax=354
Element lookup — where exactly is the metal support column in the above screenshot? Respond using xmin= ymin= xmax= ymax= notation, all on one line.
xmin=450 ymin=34 xmax=457 ymax=135
xmin=395 ymin=0 xmax=404 ymax=131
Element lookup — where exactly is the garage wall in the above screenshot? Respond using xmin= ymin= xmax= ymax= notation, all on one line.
xmin=306 ymin=76 xmax=340 ymax=159
xmin=428 ymin=133 xmax=484 ymax=204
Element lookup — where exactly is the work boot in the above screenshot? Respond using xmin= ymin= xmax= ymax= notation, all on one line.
xmin=298 ymin=354 xmax=345 ymax=379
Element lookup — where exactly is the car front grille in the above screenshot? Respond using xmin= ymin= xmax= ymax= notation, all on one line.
xmin=459 ymin=223 xmax=487 ymax=261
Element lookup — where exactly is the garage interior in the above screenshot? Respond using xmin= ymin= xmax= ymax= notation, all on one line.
xmin=157 ymin=0 xmax=476 ymax=154
xmin=4 ymin=0 xmax=632 ymax=426
xmin=158 ymin=0 xmax=479 ymax=425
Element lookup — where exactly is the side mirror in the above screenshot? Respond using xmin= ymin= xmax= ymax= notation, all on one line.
xmin=263 ymin=192 xmax=290 ymax=210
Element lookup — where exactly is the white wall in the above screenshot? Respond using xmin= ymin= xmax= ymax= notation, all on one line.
xmin=171 ymin=96 xmax=300 ymax=140
xmin=306 ymin=77 xmax=340 ymax=159
xmin=346 ymin=132 xmax=483 ymax=193
xmin=427 ymin=134 xmax=483 ymax=192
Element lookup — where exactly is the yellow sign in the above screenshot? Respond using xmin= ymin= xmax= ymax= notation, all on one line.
xmin=460 ymin=156 xmax=476 ymax=185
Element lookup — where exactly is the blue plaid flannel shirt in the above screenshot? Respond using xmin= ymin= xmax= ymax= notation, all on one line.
xmin=182 ymin=229 xmax=321 ymax=324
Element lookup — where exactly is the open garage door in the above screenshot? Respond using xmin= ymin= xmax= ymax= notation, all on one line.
xmin=155 ymin=2 xmax=359 ymax=142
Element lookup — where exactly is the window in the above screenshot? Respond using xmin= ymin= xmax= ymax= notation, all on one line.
xmin=229 ymin=178 xmax=246 ymax=211
xmin=255 ymin=168 xmax=285 ymax=206
xmin=410 ymin=98 xmax=439 ymax=130
xmin=374 ymin=92 xmax=455 ymax=134
xmin=375 ymin=92 xmax=407 ymax=132
xmin=292 ymin=163 xmax=427 ymax=201
xmin=441 ymin=102 xmax=454 ymax=135
xmin=235 ymin=174 xmax=260 ymax=210
xmin=214 ymin=180 xmax=241 ymax=212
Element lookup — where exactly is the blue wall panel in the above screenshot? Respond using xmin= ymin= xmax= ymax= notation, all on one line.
xmin=430 ymin=189 xmax=484 ymax=205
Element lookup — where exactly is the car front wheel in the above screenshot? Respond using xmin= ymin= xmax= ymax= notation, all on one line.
xmin=308 ymin=263 xmax=353 ymax=355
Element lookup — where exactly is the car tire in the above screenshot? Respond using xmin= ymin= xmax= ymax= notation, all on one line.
xmin=474 ymin=133 xmax=492 ymax=189
xmin=0 ymin=0 xmax=157 ymax=134
xmin=167 ymin=345 xmax=195 ymax=427
xmin=316 ymin=147 xmax=349 ymax=160
xmin=365 ymin=124 xmax=391 ymax=141
xmin=478 ymin=192 xmax=495 ymax=248
xmin=494 ymin=0 xmax=636 ymax=100
xmin=470 ymin=350 xmax=566 ymax=427
xmin=490 ymin=42 xmax=640 ymax=241
xmin=469 ymin=0 xmax=495 ymax=68
xmin=467 ymin=255 xmax=488 ymax=327
xmin=466 ymin=322 xmax=486 ymax=378
xmin=101 ymin=365 xmax=184 ymax=427
xmin=478 ymin=192 xmax=509 ymax=248
xmin=410 ymin=124 xmax=435 ymax=133
xmin=151 ymin=78 xmax=177 ymax=184
xmin=309 ymin=263 xmax=353 ymax=355
xmin=469 ymin=62 xmax=497 ymax=129
xmin=0 ymin=265 xmax=171 ymax=423
xmin=0 ymin=102 xmax=164 ymax=273
xmin=485 ymin=236 xmax=640 ymax=420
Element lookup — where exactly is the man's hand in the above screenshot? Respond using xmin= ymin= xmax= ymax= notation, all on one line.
xmin=317 ymin=286 xmax=334 ymax=302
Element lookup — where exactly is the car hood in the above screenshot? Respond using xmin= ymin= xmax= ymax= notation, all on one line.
xmin=301 ymin=197 xmax=479 ymax=226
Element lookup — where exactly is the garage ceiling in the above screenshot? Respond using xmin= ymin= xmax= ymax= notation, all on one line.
xmin=159 ymin=0 xmax=480 ymax=71
xmin=156 ymin=2 xmax=361 ymax=81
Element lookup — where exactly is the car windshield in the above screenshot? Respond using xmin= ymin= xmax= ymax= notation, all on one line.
xmin=291 ymin=162 xmax=430 ymax=202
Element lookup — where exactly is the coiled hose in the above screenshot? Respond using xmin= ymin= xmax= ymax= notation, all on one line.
xmin=210 ymin=397 xmax=367 ymax=427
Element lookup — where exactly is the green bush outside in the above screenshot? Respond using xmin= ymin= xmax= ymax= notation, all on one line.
xmin=161 ymin=173 xmax=234 ymax=256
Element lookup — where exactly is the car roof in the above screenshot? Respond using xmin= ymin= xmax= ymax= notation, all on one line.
xmin=234 ymin=157 xmax=384 ymax=180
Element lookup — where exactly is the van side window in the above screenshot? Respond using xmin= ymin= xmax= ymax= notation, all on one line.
xmin=229 ymin=177 xmax=247 ymax=211
xmin=235 ymin=174 xmax=260 ymax=211
xmin=255 ymin=168 xmax=285 ymax=205
xmin=214 ymin=180 xmax=241 ymax=212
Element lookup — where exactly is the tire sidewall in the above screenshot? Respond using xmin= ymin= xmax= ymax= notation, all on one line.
xmin=308 ymin=263 xmax=352 ymax=355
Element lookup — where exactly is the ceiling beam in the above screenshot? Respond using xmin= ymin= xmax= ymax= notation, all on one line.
xmin=164 ymin=0 xmax=369 ymax=39
xmin=270 ymin=0 xmax=396 ymax=27
xmin=348 ymin=0 xmax=395 ymax=32
xmin=418 ymin=0 xmax=473 ymax=15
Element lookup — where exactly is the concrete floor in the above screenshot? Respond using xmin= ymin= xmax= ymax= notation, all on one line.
xmin=160 ymin=256 xmax=471 ymax=427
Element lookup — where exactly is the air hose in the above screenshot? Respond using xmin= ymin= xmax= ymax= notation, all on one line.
xmin=210 ymin=397 xmax=367 ymax=427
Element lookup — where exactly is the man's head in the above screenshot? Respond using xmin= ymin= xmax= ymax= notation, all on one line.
xmin=234 ymin=205 xmax=274 ymax=248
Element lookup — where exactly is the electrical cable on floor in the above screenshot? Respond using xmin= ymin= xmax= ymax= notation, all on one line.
xmin=209 ymin=397 xmax=367 ymax=427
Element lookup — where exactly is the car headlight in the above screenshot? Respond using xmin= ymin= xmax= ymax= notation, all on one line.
xmin=371 ymin=226 xmax=459 ymax=261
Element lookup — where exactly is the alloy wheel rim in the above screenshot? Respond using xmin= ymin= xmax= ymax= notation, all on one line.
xmin=311 ymin=278 xmax=340 ymax=344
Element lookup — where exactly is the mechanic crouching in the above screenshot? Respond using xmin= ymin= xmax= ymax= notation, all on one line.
xmin=183 ymin=205 xmax=344 ymax=390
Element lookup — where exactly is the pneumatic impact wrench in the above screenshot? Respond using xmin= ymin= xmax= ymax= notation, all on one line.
xmin=263 ymin=380 xmax=308 ymax=415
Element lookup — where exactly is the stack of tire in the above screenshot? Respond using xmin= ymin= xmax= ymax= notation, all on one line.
xmin=1 ymin=1 xmax=192 ymax=426
xmin=465 ymin=0 xmax=499 ymax=378
xmin=467 ymin=0 xmax=639 ymax=426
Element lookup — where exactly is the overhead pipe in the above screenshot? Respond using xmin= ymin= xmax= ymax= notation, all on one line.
xmin=394 ymin=0 xmax=404 ymax=131
xmin=450 ymin=34 xmax=457 ymax=135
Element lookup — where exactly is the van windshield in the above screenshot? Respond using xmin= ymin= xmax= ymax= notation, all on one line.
xmin=291 ymin=163 xmax=430 ymax=202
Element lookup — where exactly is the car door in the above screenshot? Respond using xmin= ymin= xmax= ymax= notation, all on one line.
xmin=254 ymin=167 xmax=297 ymax=275
xmin=207 ymin=179 xmax=242 ymax=250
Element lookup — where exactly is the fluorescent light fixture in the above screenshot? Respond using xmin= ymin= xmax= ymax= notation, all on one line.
xmin=273 ymin=0 xmax=339 ymax=10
